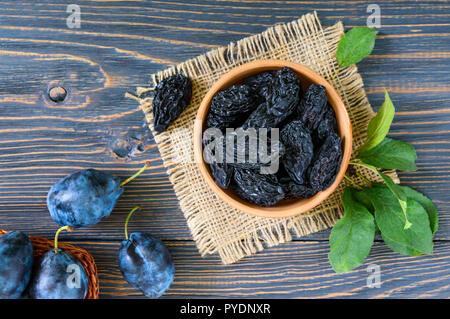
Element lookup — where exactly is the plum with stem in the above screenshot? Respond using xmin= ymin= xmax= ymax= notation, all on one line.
xmin=47 ymin=161 xmax=151 ymax=227
xmin=118 ymin=206 xmax=175 ymax=298
xmin=28 ymin=226 xmax=89 ymax=299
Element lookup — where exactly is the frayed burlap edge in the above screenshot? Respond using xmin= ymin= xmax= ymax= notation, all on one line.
xmin=127 ymin=12 xmax=399 ymax=264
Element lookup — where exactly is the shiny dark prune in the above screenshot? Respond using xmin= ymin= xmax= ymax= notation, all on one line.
xmin=206 ymin=112 xmax=238 ymax=132
xmin=298 ymin=84 xmax=327 ymax=130
xmin=267 ymin=67 xmax=301 ymax=117
xmin=242 ymin=102 xmax=278 ymax=129
xmin=283 ymin=181 xmax=317 ymax=199
xmin=308 ymin=133 xmax=342 ymax=191
xmin=210 ymin=162 xmax=233 ymax=189
xmin=210 ymin=84 xmax=257 ymax=117
xmin=243 ymin=71 xmax=276 ymax=101
xmin=316 ymin=103 xmax=338 ymax=140
xmin=153 ymin=74 xmax=192 ymax=133
xmin=224 ymin=128 xmax=284 ymax=171
xmin=207 ymin=84 xmax=258 ymax=131
xmin=281 ymin=120 xmax=314 ymax=185
xmin=242 ymin=68 xmax=301 ymax=130
xmin=242 ymin=101 xmax=296 ymax=130
xmin=232 ymin=168 xmax=284 ymax=207
xmin=202 ymin=132 xmax=234 ymax=189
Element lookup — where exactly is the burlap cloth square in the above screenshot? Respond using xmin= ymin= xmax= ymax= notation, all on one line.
xmin=129 ymin=12 xmax=398 ymax=264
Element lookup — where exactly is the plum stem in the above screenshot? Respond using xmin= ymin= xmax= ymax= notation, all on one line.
xmin=54 ymin=225 xmax=73 ymax=253
xmin=125 ymin=206 xmax=141 ymax=240
xmin=120 ymin=161 xmax=151 ymax=187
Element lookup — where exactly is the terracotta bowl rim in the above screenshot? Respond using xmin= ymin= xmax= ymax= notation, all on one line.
xmin=193 ymin=59 xmax=352 ymax=218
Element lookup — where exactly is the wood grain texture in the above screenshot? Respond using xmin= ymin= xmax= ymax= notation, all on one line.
xmin=77 ymin=240 xmax=450 ymax=298
xmin=0 ymin=0 xmax=448 ymax=298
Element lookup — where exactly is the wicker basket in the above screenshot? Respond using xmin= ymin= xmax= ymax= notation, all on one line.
xmin=0 ymin=229 xmax=99 ymax=299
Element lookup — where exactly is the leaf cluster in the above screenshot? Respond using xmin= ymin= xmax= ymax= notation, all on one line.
xmin=329 ymin=32 xmax=438 ymax=272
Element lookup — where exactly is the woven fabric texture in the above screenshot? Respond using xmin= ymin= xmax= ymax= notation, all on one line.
xmin=130 ymin=12 xmax=398 ymax=264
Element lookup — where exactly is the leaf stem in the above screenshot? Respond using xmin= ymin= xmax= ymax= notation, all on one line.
xmin=120 ymin=161 xmax=151 ymax=187
xmin=350 ymin=161 xmax=412 ymax=229
xmin=125 ymin=206 xmax=141 ymax=240
xmin=330 ymin=68 xmax=339 ymax=80
xmin=54 ymin=225 xmax=73 ymax=253
xmin=355 ymin=170 xmax=372 ymax=186
xmin=343 ymin=173 xmax=362 ymax=189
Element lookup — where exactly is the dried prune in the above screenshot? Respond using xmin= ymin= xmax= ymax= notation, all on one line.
xmin=308 ymin=133 xmax=342 ymax=191
xmin=207 ymin=84 xmax=257 ymax=131
xmin=211 ymin=129 xmax=284 ymax=171
xmin=283 ymin=181 xmax=317 ymax=199
xmin=281 ymin=120 xmax=314 ymax=185
xmin=202 ymin=132 xmax=234 ymax=188
xmin=278 ymin=174 xmax=316 ymax=199
xmin=242 ymin=102 xmax=278 ymax=129
xmin=242 ymin=101 xmax=296 ymax=130
xmin=232 ymin=168 xmax=284 ymax=207
xmin=206 ymin=112 xmax=238 ymax=132
xmin=210 ymin=162 xmax=233 ymax=189
xmin=241 ymin=68 xmax=301 ymax=130
xmin=153 ymin=74 xmax=192 ymax=133
xmin=243 ymin=71 xmax=276 ymax=101
xmin=267 ymin=67 xmax=301 ymax=117
xmin=288 ymin=182 xmax=316 ymax=199
xmin=298 ymin=84 xmax=327 ymax=130
xmin=316 ymin=103 xmax=338 ymax=140
xmin=210 ymin=84 xmax=256 ymax=117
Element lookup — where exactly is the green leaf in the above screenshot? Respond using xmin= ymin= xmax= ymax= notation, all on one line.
xmin=378 ymin=172 xmax=410 ymax=229
xmin=351 ymin=162 xmax=410 ymax=228
xmin=399 ymin=185 xmax=439 ymax=235
xmin=377 ymin=172 xmax=408 ymax=215
xmin=360 ymin=91 xmax=395 ymax=152
xmin=382 ymin=237 xmax=422 ymax=256
xmin=353 ymin=187 xmax=380 ymax=236
xmin=358 ymin=138 xmax=417 ymax=172
xmin=328 ymin=189 xmax=376 ymax=273
xmin=353 ymin=188 xmax=374 ymax=213
xmin=368 ymin=186 xmax=433 ymax=255
xmin=353 ymin=188 xmax=379 ymax=234
xmin=336 ymin=27 xmax=378 ymax=67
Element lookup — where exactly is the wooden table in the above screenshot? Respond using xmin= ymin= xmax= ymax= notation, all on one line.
xmin=0 ymin=0 xmax=449 ymax=299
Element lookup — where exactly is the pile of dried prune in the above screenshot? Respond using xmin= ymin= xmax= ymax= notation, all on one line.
xmin=205 ymin=66 xmax=343 ymax=207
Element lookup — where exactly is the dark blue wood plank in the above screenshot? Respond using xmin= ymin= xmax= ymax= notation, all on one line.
xmin=77 ymin=240 xmax=450 ymax=298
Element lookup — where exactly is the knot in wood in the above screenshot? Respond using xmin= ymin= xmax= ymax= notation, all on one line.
xmin=48 ymin=86 xmax=67 ymax=103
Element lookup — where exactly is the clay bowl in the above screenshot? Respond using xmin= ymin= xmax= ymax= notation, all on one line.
xmin=193 ymin=59 xmax=352 ymax=218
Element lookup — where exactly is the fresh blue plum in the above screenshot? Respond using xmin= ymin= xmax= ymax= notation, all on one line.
xmin=29 ymin=249 xmax=88 ymax=299
xmin=47 ymin=169 xmax=124 ymax=227
xmin=118 ymin=232 xmax=175 ymax=298
xmin=0 ymin=231 xmax=34 ymax=299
